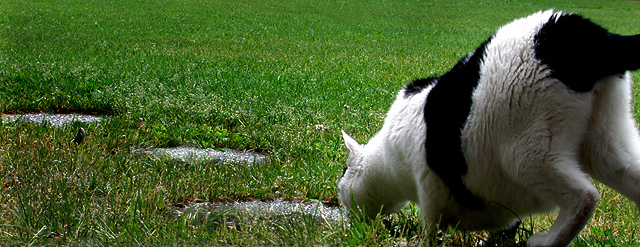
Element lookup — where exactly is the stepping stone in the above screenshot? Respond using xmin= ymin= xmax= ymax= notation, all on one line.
xmin=172 ymin=200 xmax=346 ymax=228
xmin=1 ymin=113 xmax=104 ymax=127
xmin=134 ymin=146 xmax=267 ymax=165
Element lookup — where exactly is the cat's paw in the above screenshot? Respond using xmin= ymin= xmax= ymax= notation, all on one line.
xmin=527 ymin=232 xmax=570 ymax=247
xmin=526 ymin=232 xmax=552 ymax=247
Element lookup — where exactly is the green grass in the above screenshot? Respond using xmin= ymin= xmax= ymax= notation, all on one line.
xmin=2 ymin=0 xmax=640 ymax=245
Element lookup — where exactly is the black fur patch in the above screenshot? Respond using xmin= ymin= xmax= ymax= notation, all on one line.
xmin=534 ymin=13 xmax=640 ymax=92
xmin=421 ymin=39 xmax=491 ymax=210
xmin=404 ymin=77 xmax=438 ymax=97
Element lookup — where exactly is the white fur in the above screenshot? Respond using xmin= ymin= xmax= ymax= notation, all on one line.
xmin=339 ymin=10 xmax=640 ymax=247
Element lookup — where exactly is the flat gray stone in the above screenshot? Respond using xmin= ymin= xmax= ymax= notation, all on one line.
xmin=173 ymin=200 xmax=346 ymax=229
xmin=1 ymin=113 xmax=104 ymax=127
xmin=135 ymin=146 xmax=267 ymax=165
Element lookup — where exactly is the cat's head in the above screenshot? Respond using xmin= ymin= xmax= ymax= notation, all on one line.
xmin=338 ymin=130 xmax=374 ymax=218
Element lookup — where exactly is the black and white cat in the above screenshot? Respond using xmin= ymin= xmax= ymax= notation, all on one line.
xmin=339 ymin=10 xmax=640 ymax=247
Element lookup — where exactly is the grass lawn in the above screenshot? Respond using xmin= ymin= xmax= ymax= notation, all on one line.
xmin=1 ymin=0 xmax=640 ymax=245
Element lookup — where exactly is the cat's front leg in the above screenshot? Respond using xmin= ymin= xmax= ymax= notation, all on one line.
xmin=519 ymin=154 xmax=600 ymax=247
xmin=525 ymin=186 xmax=599 ymax=247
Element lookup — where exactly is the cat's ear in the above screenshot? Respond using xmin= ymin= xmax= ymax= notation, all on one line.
xmin=341 ymin=130 xmax=362 ymax=157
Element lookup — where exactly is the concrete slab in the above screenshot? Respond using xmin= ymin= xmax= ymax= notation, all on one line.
xmin=1 ymin=113 xmax=104 ymax=127
xmin=172 ymin=200 xmax=346 ymax=229
xmin=134 ymin=146 xmax=268 ymax=165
